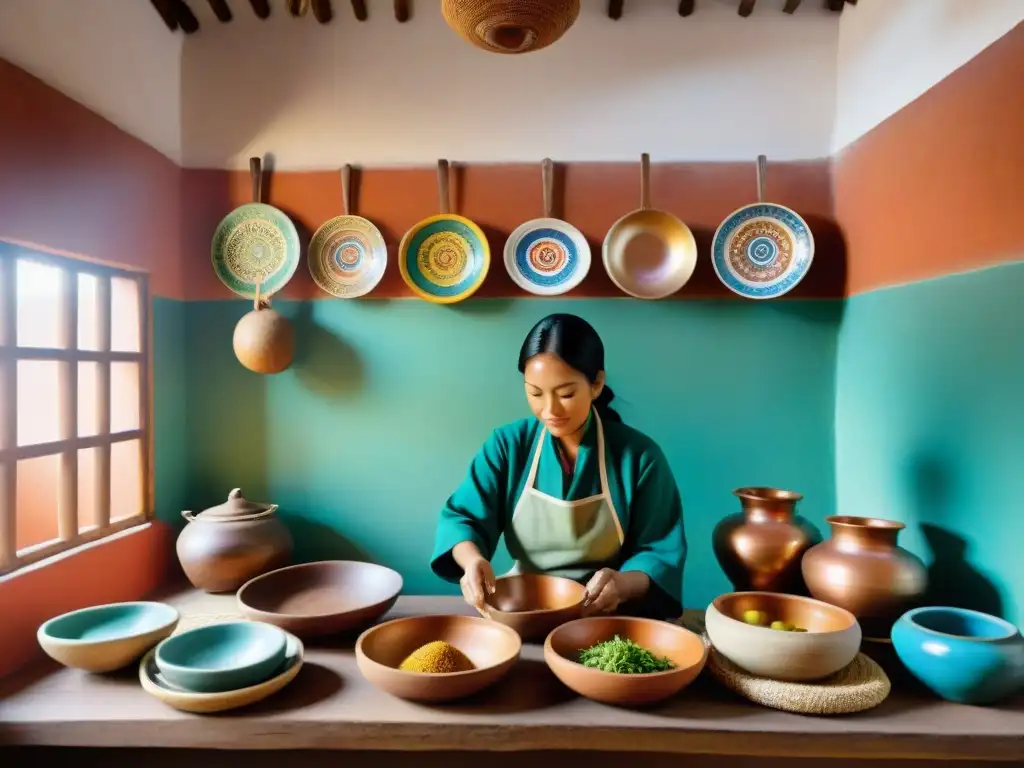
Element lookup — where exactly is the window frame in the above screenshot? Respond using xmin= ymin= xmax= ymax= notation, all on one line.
xmin=0 ymin=240 xmax=153 ymax=575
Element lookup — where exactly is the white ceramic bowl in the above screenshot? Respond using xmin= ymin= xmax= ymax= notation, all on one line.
xmin=705 ymin=591 xmax=861 ymax=681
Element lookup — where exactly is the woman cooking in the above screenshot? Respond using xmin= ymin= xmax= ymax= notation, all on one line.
xmin=430 ymin=313 xmax=686 ymax=619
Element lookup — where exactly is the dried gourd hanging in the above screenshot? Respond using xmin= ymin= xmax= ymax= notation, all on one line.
xmin=233 ymin=282 xmax=295 ymax=374
xmin=441 ymin=0 xmax=580 ymax=54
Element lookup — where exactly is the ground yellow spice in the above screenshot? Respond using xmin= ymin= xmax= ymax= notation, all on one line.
xmin=398 ymin=640 xmax=475 ymax=673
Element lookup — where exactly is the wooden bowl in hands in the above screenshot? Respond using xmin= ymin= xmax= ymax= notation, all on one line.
xmin=484 ymin=573 xmax=586 ymax=641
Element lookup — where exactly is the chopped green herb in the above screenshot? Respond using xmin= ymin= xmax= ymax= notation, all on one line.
xmin=578 ymin=635 xmax=675 ymax=674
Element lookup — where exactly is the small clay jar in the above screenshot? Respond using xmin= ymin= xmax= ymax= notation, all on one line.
xmin=712 ymin=487 xmax=818 ymax=593
xmin=176 ymin=488 xmax=293 ymax=594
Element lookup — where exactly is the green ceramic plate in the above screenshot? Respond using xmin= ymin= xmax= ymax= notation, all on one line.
xmin=211 ymin=203 xmax=300 ymax=299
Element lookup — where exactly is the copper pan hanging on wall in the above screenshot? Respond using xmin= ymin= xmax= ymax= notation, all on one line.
xmin=442 ymin=0 xmax=580 ymax=54
xmin=603 ymin=153 xmax=697 ymax=300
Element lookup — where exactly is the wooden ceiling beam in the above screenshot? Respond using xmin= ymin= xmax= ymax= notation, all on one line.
xmin=738 ymin=0 xmax=755 ymax=17
xmin=311 ymin=0 xmax=333 ymax=23
xmin=351 ymin=0 xmax=368 ymax=20
xmin=249 ymin=0 xmax=271 ymax=19
xmin=207 ymin=0 xmax=232 ymax=22
xmin=608 ymin=0 xmax=624 ymax=20
xmin=783 ymin=0 xmax=802 ymax=13
xmin=394 ymin=0 xmax=409 ymax=22
xmin=678 ymin=0 xmax=695 ymax=17
xmin=825 ymin=0 xmax=845 ymax=9
xmin=150 ymin=0 xmax=178 ymax=30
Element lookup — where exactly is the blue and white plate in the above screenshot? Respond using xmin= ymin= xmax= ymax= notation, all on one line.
xmin=711 ymin=203 xmax=814 ymax=300
xmin=504 ymin=218 xmax=590 ymax=296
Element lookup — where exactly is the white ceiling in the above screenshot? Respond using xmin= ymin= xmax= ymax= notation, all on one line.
xmin=0 ymin=0 xmax=1020 ymax=169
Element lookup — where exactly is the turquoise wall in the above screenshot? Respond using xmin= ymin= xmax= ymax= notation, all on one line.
xmin=835 ymin=262 xmax=1024 ymax=625
xmin=153 ymin=298 xmax=839 ymax=610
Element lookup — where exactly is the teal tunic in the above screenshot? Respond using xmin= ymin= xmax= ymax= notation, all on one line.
xmin=431 ymin=414 xmax=686 ymax=617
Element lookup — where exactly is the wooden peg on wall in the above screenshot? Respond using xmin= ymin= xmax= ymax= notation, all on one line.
xmin=678 ymin=0 xmax=695 ymax=16
xmin=207 ymin=0 xmax=232 ymax=22
xmin=172 ymin=1 xmax=199 ymax=33
xmin=249 ymin=0 xmax=271 ymax=19
xmin=608 ymin=0 xmax=624 ymax=20
xmin=351 ymin=0 xmax=368 ymax=20
xmin=738 ymin=0 xmax=756 ymax=17
xmin=825 ymin=0 xmax=845 ymax=9
xmin=394 ymin=0 xmax=410 ymax=22
xmin=311 ymin=0 xmax=333 ymax=22
xmin=783 ymin=0 xmax=802 ymax=12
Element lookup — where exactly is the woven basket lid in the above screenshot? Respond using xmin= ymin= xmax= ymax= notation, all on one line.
xmin=441 ymin=0 xmax=580 ymax=54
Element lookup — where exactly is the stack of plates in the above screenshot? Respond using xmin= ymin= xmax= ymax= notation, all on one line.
xmin=139 ymin=620 xmax=304 ymax=714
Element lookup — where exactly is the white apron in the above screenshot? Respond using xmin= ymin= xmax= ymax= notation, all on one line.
xmin=504 ymin=411 xmax=625 ymax=581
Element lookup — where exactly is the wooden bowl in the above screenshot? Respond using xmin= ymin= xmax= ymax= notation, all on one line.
xmin=236 ymin=560 xmax=403 ymax=638
xmin=355 ymin=614 xmax=522 ymax=702
xmin=705 ymin=591 xmax=862 ymax=681
xmin=38 ymin=601 xmax=179 ymax=673
xmin=544 ymin=616 xmax=708 ymax=706
xmin=484 ymin=573 xmax=586 ymax=641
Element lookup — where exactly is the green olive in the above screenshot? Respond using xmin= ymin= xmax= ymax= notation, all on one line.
xmin=770 ymin=620 xmax=796 ymax=631
xmin=794 ymin=627 xmax=808 ymax=632
xmin=743 ymin=610 xmax=769 ymax=626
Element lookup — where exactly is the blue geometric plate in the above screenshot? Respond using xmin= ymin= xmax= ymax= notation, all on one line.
xmin=211 ymin=203 xmax=300 ymax=299
xmin=711 ymin=203 xmax=814 ymax=300
xmin=504 ymin=217 xmax=591 ymax=296
xmin=398 ymin=214 xmax=490 ymax=304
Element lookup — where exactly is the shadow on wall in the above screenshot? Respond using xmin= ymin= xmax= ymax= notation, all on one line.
xmin=906 ymin=453 xmax=1005 ymax=619
xmin=290 ymin=302 xmax=366 ymax=398
xmin=284 ymin=515 xmax=371 ymax=564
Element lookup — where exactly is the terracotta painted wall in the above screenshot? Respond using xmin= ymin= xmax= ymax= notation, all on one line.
xmin=0 ymin=60 xmax=186 ymax=678
xmin=833 ymin=23 xmax=1024 ymax=624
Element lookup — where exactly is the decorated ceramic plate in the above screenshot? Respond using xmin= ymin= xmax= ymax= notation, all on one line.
xmin=398 ymin=214 xmax=490 ymax=304
xmin=212 ymin=203 xmax=301 ymax=299
xmin=504 ymin=218 xmax=590 ymax=296
xmin=711 ymin=203 xmax=814 ymax=300
xmin=308 ymin=215 xmax=387 ymax=298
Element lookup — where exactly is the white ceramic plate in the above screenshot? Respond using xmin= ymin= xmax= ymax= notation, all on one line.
xmin=504 ymin=218 xmax=591 ymax=296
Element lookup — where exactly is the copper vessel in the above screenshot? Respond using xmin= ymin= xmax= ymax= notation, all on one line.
xmin=801 ymin=516 xmax=928 ymax=639
xmin=176 ymin=488 xmax=293 ymax=593
xmin=712 ymin=487 xmax=817 ymax=593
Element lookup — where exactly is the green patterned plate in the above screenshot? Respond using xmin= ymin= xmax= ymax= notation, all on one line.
xmin=211 ymin=203 xmax=300 ymax=299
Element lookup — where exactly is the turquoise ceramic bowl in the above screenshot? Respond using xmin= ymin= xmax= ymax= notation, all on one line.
xmin=38 ymin=601 xmax=180 ymax=672
xmin=155 ymin=621 xmax=288 ymax=693
xmin=892 ymin=606 xmax=1024 ymax=705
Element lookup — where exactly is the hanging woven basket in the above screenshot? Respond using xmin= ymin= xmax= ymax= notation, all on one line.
xmin=441 ymin=0 xmax=580 ymax=55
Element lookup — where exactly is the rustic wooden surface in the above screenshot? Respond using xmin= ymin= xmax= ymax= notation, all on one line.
xmin=0 ymin=590 xmax=1022 ymax=762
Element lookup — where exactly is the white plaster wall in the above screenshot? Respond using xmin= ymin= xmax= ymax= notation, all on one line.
xmin=179 ymin=0 xmax=841 ymax=169
xmin=0 ymin=0 xmax=183 ymax=163
xmin=833 ymin=0 xmax=1024 ymax=152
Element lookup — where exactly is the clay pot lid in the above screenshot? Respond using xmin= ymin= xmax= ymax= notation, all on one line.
xmin=192 ymin=488 xmax=278 ymax=521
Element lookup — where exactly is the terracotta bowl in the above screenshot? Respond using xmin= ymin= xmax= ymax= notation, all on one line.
xmin=236 ymin=560 xmax=403 ymax=638
xmin=705 ymin=591 xmax=862 ymax=682
xmin=544 ymin=616 xmax=708 ymax=706
xmin=484 ymin=573 xmax=586 ymax=641
xmin=355 ymin=614 xmax=522 ymax=702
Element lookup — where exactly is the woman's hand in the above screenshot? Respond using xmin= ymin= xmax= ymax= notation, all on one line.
xmin=454 ymin=543 xmax=496 ymax=618
xmin=582 ymin=569 xmax=650 ymax=616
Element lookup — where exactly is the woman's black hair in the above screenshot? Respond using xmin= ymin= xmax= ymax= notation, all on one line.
xmin=517 ymin=313 xmax=622 ymax=424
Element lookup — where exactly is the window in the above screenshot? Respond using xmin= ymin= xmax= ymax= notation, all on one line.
xmin=0 ymin=241 xmax=151 ymax=574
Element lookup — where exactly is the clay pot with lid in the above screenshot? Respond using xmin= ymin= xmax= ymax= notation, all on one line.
xmin=712 ymin=487 xmax=818 ymax=593
xmin=802 ymin=516 xmax=928 ymax=639
xmin=176 ymin=488 xmax=293 ymax=594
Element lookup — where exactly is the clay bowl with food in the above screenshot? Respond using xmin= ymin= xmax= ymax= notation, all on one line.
xmin=355 ymin=614 xmax=522 ymax=703
xmin=38 ymin=601 xmax=179 ymax=673
xmin=705 ymin=591 xmax=861 ymax=682
xmin=484 ymin=573 xmax=586 ymax=641
xmin=237 ymin=560 xmax=403 ymax=638
xmin=544 ymin=616 xmax=708 ymax=707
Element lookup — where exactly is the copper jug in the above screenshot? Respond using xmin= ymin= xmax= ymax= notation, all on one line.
xmin=176 ymin=488 xmax=293 ymax=593
xmin=802 ymin=516 xmax=928 ymax=639
xmin=712 ymin=487 xmax=817 ymax=593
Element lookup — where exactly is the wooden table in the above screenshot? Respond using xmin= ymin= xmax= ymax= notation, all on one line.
xmin=1 ymin=590 xmax=1022 ymax=765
